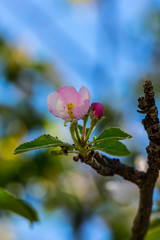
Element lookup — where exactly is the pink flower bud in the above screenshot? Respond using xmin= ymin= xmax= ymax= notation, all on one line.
xmin=90 ymin=102 xmax=104 ymax=119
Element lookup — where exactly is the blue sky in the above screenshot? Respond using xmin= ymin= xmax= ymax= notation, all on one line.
xmin=0 ymin=0 xmax=158 ymax=96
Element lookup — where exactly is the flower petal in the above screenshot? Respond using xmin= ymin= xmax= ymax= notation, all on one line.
xmin=48 ymin=92 xmax=71 ymax=121
xmin=72 ymin=99 xmax=90 ymax=120
xmin=78 ymin=86 xmax=91 ymax=105
xmin=57 ymin=86 xmax=79 ymax=105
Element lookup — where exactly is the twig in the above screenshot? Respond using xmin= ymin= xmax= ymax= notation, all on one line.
xmin=80 ymin=151 xmax=145 ymax=187
xmin=79 ymin=80 xmax=160 ymax=240
xmin=130 ymin=80 xmax=160 ymax=240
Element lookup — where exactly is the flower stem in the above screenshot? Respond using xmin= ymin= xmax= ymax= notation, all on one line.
xmin=82 ymin=116 xmax=88 ymax=141
xmin=74 ymin=122 xmax=81 ymax=143
xmin=70 ymin=122 xmax=81 ymax=151
xmin=84 ymin=121 xmax=96 ymax=144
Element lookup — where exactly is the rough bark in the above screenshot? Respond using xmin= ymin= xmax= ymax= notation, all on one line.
xmin=80 ymin=80 xmax=160 ymax=240
xmin=130 ymin=80 xmax=160 ymax=240
xmin=80 ymin=151 xmax=145 ymax=187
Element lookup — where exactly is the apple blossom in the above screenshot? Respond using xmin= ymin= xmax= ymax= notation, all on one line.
xmin=48 ymin=86 xmax=91 ymax=121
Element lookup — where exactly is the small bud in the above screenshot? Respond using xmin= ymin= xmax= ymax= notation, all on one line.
xmin=62 ymin=146 xmax=68 ymax=155
xmin=73 ymin=156 xmax=79 ymax=162
xmin=90 ymin=103 xmax=104 ymax=119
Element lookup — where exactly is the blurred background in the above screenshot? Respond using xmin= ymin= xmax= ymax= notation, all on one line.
xmin=0 ymin=0 xmax=160 ymax=239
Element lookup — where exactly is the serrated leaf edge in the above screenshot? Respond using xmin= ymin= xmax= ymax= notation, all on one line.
xmin=14 ymin=134 xmax=72 ymax=154
xmin=92 ymin=145 xmax=131 ymax=156
xmin=96 ymin=128 xmax=132 ymax=142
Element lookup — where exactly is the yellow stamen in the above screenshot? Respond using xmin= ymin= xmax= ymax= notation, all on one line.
xmin=66 ymin=103 xmax=76 ymax=119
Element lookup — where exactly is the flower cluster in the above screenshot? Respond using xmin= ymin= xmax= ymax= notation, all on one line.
xmin=48 ymin=86 xmax=104 ymax=158
xmin=14 ymin=85 xmax=131 ymax=162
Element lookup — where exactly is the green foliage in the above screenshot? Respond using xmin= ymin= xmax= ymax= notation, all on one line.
xmin=14 ymin=135 xmax=74 ymax=154
xmin=95 ymin=128 xmax=132 ymax=141
xmin=145 ymin=218 xmax=160 ymax=239
xmin=91 ymin=128 xmax=131 ymax=156
xmin=0 ymin=188 xmax=39 ymax=223
xmin=145 ymin=225 xmax=160 ymax=240
xmin=92 ymin=139 xmax=131 ymax=156
xmin=14 ymin=129 xmax=132 ymax=157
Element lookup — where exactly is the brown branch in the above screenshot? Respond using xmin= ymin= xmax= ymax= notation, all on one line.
xmin=79 ymin=80 xmax=160 ymax=240
xmin=79 ymin=151 xmax=145 ymax=187
xmin=130 ymin=80 xmax=160 ymax=240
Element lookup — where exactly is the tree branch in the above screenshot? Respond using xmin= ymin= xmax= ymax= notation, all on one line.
xmin=80 ymin=151 xmax=145 ymax=187
xmin=130 ymin=80 xmax=160 ymax=240
xmin=79 ymin=80 xmax=160 ymax=240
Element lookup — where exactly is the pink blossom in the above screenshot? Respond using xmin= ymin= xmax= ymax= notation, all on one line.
xmin=48 ymin=86 xmax=91 ymax=121
xmin=90 ymin=102 xmax=104 ymax=119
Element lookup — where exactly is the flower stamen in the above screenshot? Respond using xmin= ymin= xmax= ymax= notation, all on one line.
xmin=66 ymin=103 xmax=76 ymax=119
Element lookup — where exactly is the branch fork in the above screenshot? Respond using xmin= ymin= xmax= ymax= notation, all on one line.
xmin=81 ymin=80 xmax=160 ymax=240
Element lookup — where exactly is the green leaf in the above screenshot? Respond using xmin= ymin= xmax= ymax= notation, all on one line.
xmin=14 ymin=134 xmax=73 ymax=155
xmin=145 ymin=225 xmax=160 ymax=240
xmin=145 ymin=218 xmax=160 ymax=240
xmin=78 ymin=125 xmax=89 ymax=136
xmin=0 ymin=188 xmax=39 ymax=223
xmin=95 ymin=128 xmax=132 ymax=142
xmin=92 ymin=139 xmax=131 ymax=156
